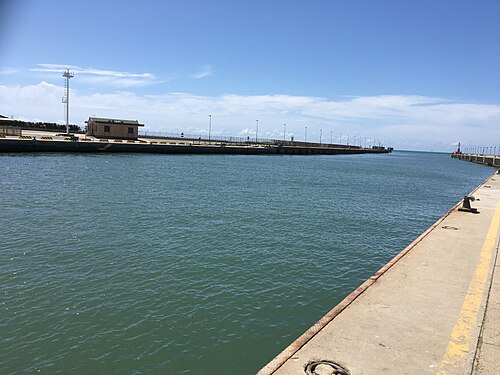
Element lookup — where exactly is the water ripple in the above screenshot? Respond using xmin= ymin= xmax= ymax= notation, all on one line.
xmin=0 ymin=152 xmax=494 ymax=374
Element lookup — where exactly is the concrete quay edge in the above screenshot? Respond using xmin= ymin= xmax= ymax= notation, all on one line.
xmin=258 ymin=172 xmax=500 ymax=375
xmin=451 ymin=153 xmax=500 ymax=168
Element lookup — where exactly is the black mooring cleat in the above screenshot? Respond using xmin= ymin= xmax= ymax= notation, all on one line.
xmin=458 ymin=195 xmax=479 ymax=214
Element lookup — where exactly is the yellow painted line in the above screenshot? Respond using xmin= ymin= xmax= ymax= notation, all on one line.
xmin=437 ymin=200 xmax=500 ymax=374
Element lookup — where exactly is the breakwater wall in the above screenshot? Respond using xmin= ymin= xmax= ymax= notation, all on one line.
xmin=452 ymin=153 xmax=500 ymax=167
xmin=0 ymin=138 xmax=391 ymax=156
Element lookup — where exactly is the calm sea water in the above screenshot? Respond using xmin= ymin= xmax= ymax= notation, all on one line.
xmin=0 ymin=151 xmax=494 ymax=374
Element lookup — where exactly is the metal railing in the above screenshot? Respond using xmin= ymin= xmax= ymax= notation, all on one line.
xmin=460 ymin=146 xmax=500 ymax=156
xmin=138 ymin=130 xmax=383 ymax=149
xmin=0 ymin=126 xmax=22 ymax=136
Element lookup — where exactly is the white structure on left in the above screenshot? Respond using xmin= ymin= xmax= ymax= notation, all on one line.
xmin=62 ymin=69 xmax=74 ymax=134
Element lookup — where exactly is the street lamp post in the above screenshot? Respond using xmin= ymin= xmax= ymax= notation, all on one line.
xmin=330 ymin=130 xmax=333 ymax=144
xmin=283 ymin=124 xmax=286 ymax=141
xmin=256 ymin=120 xmax=258 ymax=142
xmin=208 ymin=114 xmax=212 ymax=141
xmin=320 ymin=129 xmax=322 ymax=145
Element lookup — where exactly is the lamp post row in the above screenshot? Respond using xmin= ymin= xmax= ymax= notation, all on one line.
xmin=205 ymin=115 xmax=379 ymax=147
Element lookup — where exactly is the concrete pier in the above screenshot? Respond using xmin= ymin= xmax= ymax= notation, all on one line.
xmin=259 ymin=173 xmax=500 ymax=374
xmin=0 ymin=130 xmax=391 ymax=156
xmin=452 ymin=153 xmax=500 ymax=168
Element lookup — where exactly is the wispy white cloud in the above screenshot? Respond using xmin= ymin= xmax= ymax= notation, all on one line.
xmin=29 ymin=64 xmax=157 ymax=87
xmin=0 ymin=68 xmax=19 ymax=75
xmin=193 ymin=65 xmax=213 ymax=79
xmin=1 ymin=81 xmax=499 ymax=151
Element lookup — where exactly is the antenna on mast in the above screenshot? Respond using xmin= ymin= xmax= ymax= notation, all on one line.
xmin=62 ymin=69 xmax=74 ymax=135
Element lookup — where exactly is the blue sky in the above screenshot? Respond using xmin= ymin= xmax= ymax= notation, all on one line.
xmin=1 ymin=0 xmax=499 ymax=151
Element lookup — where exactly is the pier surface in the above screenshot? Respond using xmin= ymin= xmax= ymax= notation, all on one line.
xmin=259 ymin=173 xmax=500 ymax=374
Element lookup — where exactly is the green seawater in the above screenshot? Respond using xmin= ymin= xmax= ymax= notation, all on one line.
xmin=0 ymin=151 xmax=495 ymax=374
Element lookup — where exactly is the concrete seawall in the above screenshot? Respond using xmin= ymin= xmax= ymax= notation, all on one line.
xmin=259 ymin=173 xmax=500 ymax=374
xmin=0 ymin=137 xmax=391 ymax=156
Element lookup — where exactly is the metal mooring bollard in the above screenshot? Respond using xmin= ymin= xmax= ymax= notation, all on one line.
xmin=458 ymin=195 xmax=479 ymax=214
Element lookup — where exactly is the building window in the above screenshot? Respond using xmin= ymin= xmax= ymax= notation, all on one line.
xmin=104 ymin=125 xmax=110 ymax=132
xmin=128 ymin=127 xmax=134 ymax=134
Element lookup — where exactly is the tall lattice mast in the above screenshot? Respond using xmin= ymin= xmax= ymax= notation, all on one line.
xmin=62 ymin=69 xmax=74 ymax=134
